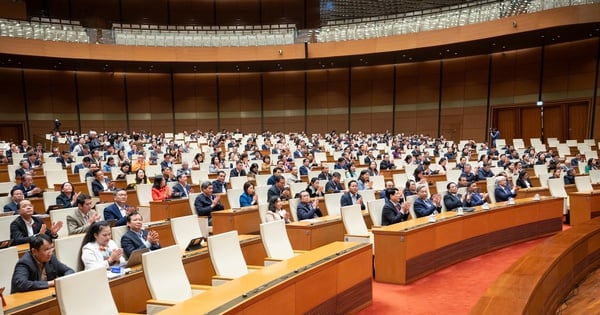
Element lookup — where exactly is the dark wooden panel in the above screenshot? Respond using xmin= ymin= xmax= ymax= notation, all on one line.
xmin=121 ymin=0 xmax=169 ymax=25
xmin=0 ymin=68 xmax=25 ymax=114
xmin=215 ymin=0 xmax=260 ymax=26
xmin=126 ymin=73 xmax=172 ymax=113
xmin=169 ymin=0 xmax=215 ymax=25
xmin=77 ymin=72 xmax=126 ymax=113
xmin=543 ymin=105 xmax=564 ymax=141
xmin=568 ymin=102 xmax=590 ymax=141
xmin=261 ymin=0 xmax=305 ymax=26
xmin=70 ymin=0 xmax=120 ymax=28
xmin=521 ymin=106 xmax=543 ymax=142
xmin=493 ymin=108 xmax=518 ymax=143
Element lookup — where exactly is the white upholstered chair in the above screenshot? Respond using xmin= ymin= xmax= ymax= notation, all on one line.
xmin=54 ymin=267 xmax=121 ymax=315
xmin=54 ymin=233 xmax=85 ymax=272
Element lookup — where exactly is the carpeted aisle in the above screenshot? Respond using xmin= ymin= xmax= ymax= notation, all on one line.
xmin=358 ymin=238 xmax=547 ymax=315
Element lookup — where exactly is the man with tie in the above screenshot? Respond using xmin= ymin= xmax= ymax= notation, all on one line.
xmin=443 ymin=182 xmax=466 ymax=211
xmin=296 ymin=191 xmax=323 ymax=220
xmin=66 ymin=194 xmax=100 ymax=235
xmin=211 ymin=171 xmax=228 ymax=193
xmin=381 ymin=187 xmax=410 ymax=226
xmin=194 ymin=180 xmax=224 ymax=226
xmin=229 ymin=160 xmax=247 ymax=177
xmin=120 ymin=211 xmax=161 ymax=258
xmin=104 ymin=189 xmax=137 ymax=226
xmin=172 ymin=174 xmax=192 ymax=198
xmin=494 ymin=176 xmax=518 ymax=202
xmin=340 ymin=180 xmax=365 ymax=210
xmin=413 ymin=184 xmax=442 ymax=218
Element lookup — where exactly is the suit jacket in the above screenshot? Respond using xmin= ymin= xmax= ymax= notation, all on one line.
xmin=494 ymin=186 xmax=517 ymax=202
xmin=466 ymin=192 xmax=486 ymax=207
xmin=56 ymin=156 xmax=73 ymax=167
xmin=66 ymin=209 xmax=97 ymax=235
xmin=340 ymin=192 xmax=365 ymax=210
xmin=14 ymin=183 xmax=42 ymax=198
xmin=477 ymin=169 xmax=495 ymax=180
xmin=120 ymin=229 xmax=161 ymax=258
xmin=443 ymin=193 xmax=464 ymax=211
xmin=171 ymin=183 xmax=191 ymax=198
xmin=380 ymin=160 xmax=395 ymax=170
xmin=11 ymin=251 xmax=74 ymax=293
xmin=212 ymin=180 xmax=227 ymax=193
xmin=325 ymin=180 xmax=343 ymax=193
xmin=299 ymin=165 xmax=310 ymax=176
xmin=229 ymin=168 xmax=247 ymax=177
xmin=10 ymin=216 xmax=57 ymax=245
xmin=267 ymin=185 xmax=283 ymax=202
xmin=296 ymin=202 xmax=323 ymax=220
xmin=194 ymin=193 xmax=223 ymax=217
xmin=381 ymin=200 xmax=410 ymax=226
xmin=103 ymin=203 xmax=129 ymax=226
xmin=55 ymin=193 xmax=73 ymax=208
xmin=516 ymin=178 xmax=532 ymax=189
xmin=4 ymin=201 xmax=18 ymax=213
xmin=413 ymin=198 xmax=441 ymax=218
xmin=91 ymin=178 xmax=112 ymax=197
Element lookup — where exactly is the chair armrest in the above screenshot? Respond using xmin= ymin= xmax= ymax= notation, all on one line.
xmin=147 ymin=299 xmax=177 ymax=306
xmin=190 ymin=284 xmax=212 ymax=291
xmin=212 ymin=275 xmax=235 ymax=286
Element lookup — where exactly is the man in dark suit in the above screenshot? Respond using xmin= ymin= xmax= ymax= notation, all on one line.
xmin=10 ymin=199 xmax=63 ymax=245
xmin=211 ymin=170 xmax=227 ymax=193
xmin=413 ymin=184 xmax=442 ymax=218
xmin=4 ymin=188 xmax=24 ymax=213
xmin=56 ymin=150 xmax=74 ymax=168
xmin=194 ymin=181 xmax=224 ymax=226
xmin=14 ymin=174 xmax=43 ymax=198
xmin=267 ymin=175 xmax=290 ymax=202
xmin=299 ymin=158 xmax=311 ymax=176
xmin=104 ymin=189 xmax=136 ymax=226
xmin=340 ymin=180 xmax=365 ymax=210
xmin=172 ymin=174 xmax=192 ymax=198
xmin=91 ymin=169 xmax=115 ymax=197
xmin=325 ymin=172 xmax=344 ymax=193
xmin=296 ymin=191 xmax=323 ymax=220
xmin=381 ymin=187 xmax=410 ymax=226
xmin=120 ymin=212 xmax=161 ymax=258
xmin=11 ymin=234 xmax=74 ymax=293
xmin=494 ymin=176 xmax=518 ymax=202
xmin=229 ymin=160 xmax=247 ymax=177
xmin=443 ymin=182 xmax=466 ymax=211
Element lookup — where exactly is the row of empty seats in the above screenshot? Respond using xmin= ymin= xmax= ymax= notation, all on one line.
xmin=317 ymin=0 xmax=599 ymax=42
xmin=114 ymin=32 xmax=294 ymax=47
xmin=0 ymin=18 xmax=89 ymax=43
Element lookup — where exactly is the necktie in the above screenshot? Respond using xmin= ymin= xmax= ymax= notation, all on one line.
xmin=394 ymin=203 xmax=402 ymax=214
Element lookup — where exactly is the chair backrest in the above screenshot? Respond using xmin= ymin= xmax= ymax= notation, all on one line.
xmin=0 ymin=182 xmax=14 ymax=195
xmin=229 ymin=176 xmax=247 ymax=190
xmin=586 ymin=168 xmax=600 ymax=184
xmin=259 ymin=220 xmax=295 ymax=260
xmin=392 ymin=173 xmax=408 ymax=189
xmin=43 ymin=191 xmax=61 ymax=211
xmin=227 ymin=188 xmax=243 ymax=209
xmin=55 ymin=267 xmax=119 ymax=315
xmin=445 ymin=169 xmax=462 ymax=183
xmin=538 ymin=172 xmax=550 ymax=188
xmin=0 ymin=246 xmax=18 ymax=294
xmin=54 ymin=233 xmax=86 ymax=272
xmin=94 ymin=202 xmax=110 ymax=220
xmin=288 ymin=198 xmax=300 ymax=222
xmin=7 ymin=164 xmax=18 ymax=182
xmin=367 ymin=199 xmax=385 ymax=226
xmin=341 ymin=204 xmax=369 ymax=236
xmin=361 ymin=189 xmax=376 ymax=206
xmin=188 ymin=192 xmax=201 ymax=215
xmin=258 ymin=203 xmax=269 ymax=223
xmin=45 ymin=169 xmax=69 ymax=188
xmin=142 ymin=245 xmax=193 ymax=302
xmin=289 ymin=182 xmax=307 ymax=198
xmin=255 ymin=185 xmax=271 ymax=204
xmin=254 ymin=174 xmax=270 ymax=187
xmin=145 ymin=165 xmax=161 ymax=177
xmin=50 ymin=207 xmax=77 ymax=237
xmin=0 ymin=215 xmax=18 ymax=240
xmin=406 ymin=195 xmax=418 ymax=219
xmin=439 ymin=191 xmax=448 ymax=213
xmin=435 ymin=181 xmax=449 ymax=196
xmin=548 ymin=178 xmax=567 ymax=198
xmin=136 ymin=183 xmax=153 ymax=207
xmin=111 ymin=225 xmax=129 ymax=246
xmin=324 ymin=192 xmax=344 ymax=216
xmin=170 ymin=215 xmax=203 ymax=251
xmin=487 ymin=183 xmax=497 ymax=203
xmin=370 ymin=175 xmax=385 ymax=190
xmin=513 ymin=138 xmax=525 ymax=149
xmin=207 ymin=230 xmax=248 ymax=279
xmin=574 ymin=175 xmax=593 ymax=193
xmin=533 ymin=164 xmax=548 ymax=178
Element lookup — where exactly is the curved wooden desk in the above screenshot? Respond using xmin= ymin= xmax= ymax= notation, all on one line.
xmin=471 ymin=217 xmax=600 ymax=314
xmin=373 ymin=197 xmax=564 ymax=284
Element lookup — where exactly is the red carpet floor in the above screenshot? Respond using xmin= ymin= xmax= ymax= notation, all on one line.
xmin=358 ymin=238 xmax=547 ymax=315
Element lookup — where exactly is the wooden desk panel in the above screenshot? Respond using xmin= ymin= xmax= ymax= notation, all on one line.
xmin=472 ymin=217 xmax=600 ymax=314
xmin=149 ymin=198 xmax=191 ymax=221
xmin=568 ymin=191 xmax=600 ymax=226
xmin=98 ymin=190 xmax=139 ymax=207
xmin=286 ymin=215 xmax=345 ymax=250
xmin=212 ymin=207 xmax=261 ymax=235
xmin=373 ymin=197 xmax=564 ymax=284
xmin=3 ymin=288 xmax=59 ymax=315
xmin=159 ymin=242 xmax=372 ymax=315
xmin=30 ymin=198 xmax=45 ymax=214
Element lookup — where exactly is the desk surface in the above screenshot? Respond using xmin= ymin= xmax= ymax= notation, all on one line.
xmin=373 ymin=197 xmax=564 ymax=284
xmin=158 ymin=242 xmax=372 ymax=315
